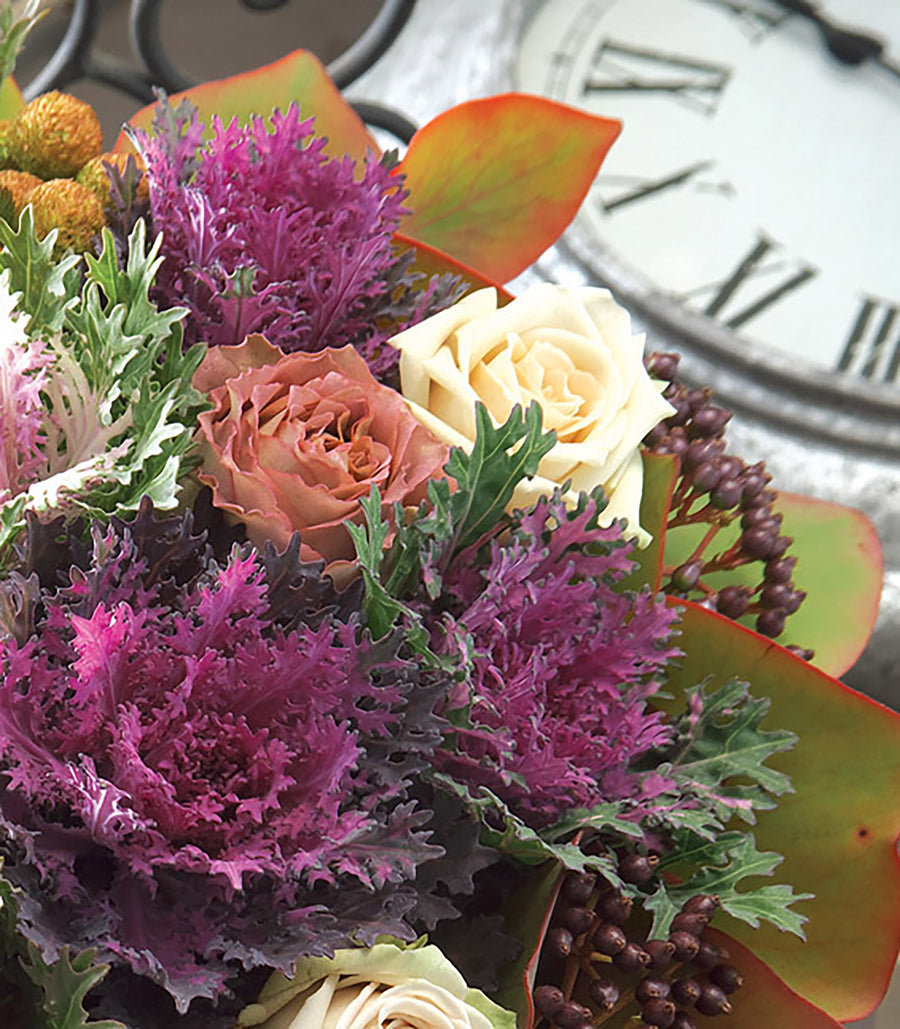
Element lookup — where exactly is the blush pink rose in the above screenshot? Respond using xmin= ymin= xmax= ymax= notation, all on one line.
xmin=194 ymin=336 xmax=449 ymax=568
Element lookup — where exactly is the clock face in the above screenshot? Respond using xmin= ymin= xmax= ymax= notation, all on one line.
xmin=516 ymin=0 xmax=900 ymax=387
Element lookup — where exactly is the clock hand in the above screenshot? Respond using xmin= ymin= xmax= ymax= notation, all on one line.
xmin=770 ymin=0 xmax=900 ymax=79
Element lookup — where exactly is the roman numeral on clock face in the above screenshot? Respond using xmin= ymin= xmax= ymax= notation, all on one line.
xmin=697 ymin=0 xmax=789 ymax=41
xmin=686 ymin=232 xmax=817 ymax=330
xmin=596 ymin=160 xmax=733 ymax=213
xmin=582 ymin=40 xmax=731 ymax=114
xmin=837 ymin=296 xmax=900 ymax=383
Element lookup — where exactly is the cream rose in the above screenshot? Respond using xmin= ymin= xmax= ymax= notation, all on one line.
xmin=238 ymin=943 xmax=515 ymax=1029
xmin=388 ymin=284 xmax=674 ymax=543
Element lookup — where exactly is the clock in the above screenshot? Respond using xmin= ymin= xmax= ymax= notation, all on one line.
xmin=350 ymin=0 xmax=900 ymax=701
xmin=514 ymin=0 xmax=900 ymax=444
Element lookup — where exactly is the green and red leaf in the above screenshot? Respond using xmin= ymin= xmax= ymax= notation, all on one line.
xmin=661 ymin=492 xmax=882 ymax=676
xmin=768 ymin=492 xmax=882 ymax=675
xmin=393 ymin=232 xmax=513 ymax=303
xmin=396 ymin=95 xmax=620 ymax=282
xmin=691 ymin=929 xmax=842 ymax=1028
xmin=620 ymin=451 xmax=679 ymax=593
xmin=493 ymin=863 xmax=563 ymax=1029
xmin=667 ymin=601 xmax=900 ymax=1022
xmin=116 ymin=49 xmax=376 ymax=160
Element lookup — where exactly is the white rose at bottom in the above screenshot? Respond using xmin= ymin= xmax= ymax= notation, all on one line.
xmin=238 ymin=943 xmax=515 ymax=1029
xmin=389 ymin=284 xmax=675 ymax=544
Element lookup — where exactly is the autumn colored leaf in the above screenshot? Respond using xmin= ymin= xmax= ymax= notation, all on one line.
xmin=116 ymin=49 xmax=376 ymax=160
xmin=492 ymin=862 xmax=563 ymax=1029
xmin=690 ymin=929 xmax=843 ymax=1028
xmin=397 ymin=95 xmax=621 ymax=282
xmin=661 ymin=491 xmax=881 ymax=677
xmin=393 ymin=232 xmax=513 ymax=303
xmin=666 ymin=601 xmax=900 ymax=1022
xmin=768 ymin=492 xmax=882 ymax=675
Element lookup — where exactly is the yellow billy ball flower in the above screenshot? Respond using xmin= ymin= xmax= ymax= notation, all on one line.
xmin=29 ymin=178 xmax=105 ymax=255
xmin=76 ymin=151 xmax=149 ymax=209
xmin=0 ymin=168 xmax=42 ymax=217
xmin=13 ymin=90 xmax=103 ymax=180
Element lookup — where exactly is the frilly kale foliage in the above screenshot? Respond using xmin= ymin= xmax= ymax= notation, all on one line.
xmin=351 ymin=403 xmax=680 ymax=827
xmin=350 ymin=402 xmax=809 ymax=939
xmin=433 ymin=493 xmax=681 ymax=827
xmin=0 ymin=503 xmax=450 ymax=1013
xmin=0 ymin=213 xmax=205 ymax=568
xmin=131 ymin=98 xmax=462 ymax=377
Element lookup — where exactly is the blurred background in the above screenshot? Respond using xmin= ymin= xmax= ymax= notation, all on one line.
xmin=13 ymin=0 xmax=378 ymax=144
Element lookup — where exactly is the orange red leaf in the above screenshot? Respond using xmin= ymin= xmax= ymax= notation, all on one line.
xmin=116 ymin=49 xmax=376 ymax=161
xmin=668 ymin=601 xmax=900 ymax=1021
xmin=397 ymin=94 xmax=620 ymax=282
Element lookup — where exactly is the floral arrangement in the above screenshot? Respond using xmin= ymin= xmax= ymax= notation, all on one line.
xmin=0 ymin=22 xmax=896 ymax=1029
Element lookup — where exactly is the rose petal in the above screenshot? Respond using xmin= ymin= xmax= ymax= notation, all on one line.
xmin=195 ymin=342 xmax=449 ymax=565
xmin=389 ymin=284 xmax=675 ymax=543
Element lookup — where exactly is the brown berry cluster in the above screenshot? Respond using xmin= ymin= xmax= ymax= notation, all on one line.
xmin=534 ymin=863 xmax=743 ymax=1028
xmin=643 ymin=351 xmax=810 ymax=652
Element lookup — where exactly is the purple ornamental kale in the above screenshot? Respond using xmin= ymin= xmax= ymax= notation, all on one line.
xmin=435 ymin=494 xmax=681 ymax=828
xmin=134 ymin=101 xmax=411 ymax=361
xmin=0 ymin=290 xmax=50 ymax=500
xmin=0 ymin=506 xmax=445 ymax=1012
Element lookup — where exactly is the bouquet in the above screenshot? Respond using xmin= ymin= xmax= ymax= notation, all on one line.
xmin=0 ymin=19 xmax=896 ymax=1029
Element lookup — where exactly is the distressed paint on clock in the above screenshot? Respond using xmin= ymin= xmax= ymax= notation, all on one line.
xmin=516 ymin=0 xmax=900 ymax=383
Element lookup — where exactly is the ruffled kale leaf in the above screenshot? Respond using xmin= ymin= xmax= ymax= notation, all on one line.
xmin=0 ymin=503 xmax=451 ymax=1014
xmin=130 ymin=96 xmax=459 ymax=379
xmin=0 ymin=866 xmax=123 ymax=1029
xmin=430 ymin=492 xmax=680 ymax=829
xmin=431 ymin=774 xmax=624 ymax=888
xmin=406 ymin=790 xmax=497 ymax=931
xmin=0 ymin=867 xmax=42 ymax=1025
xmin=350 ymin=401 xmax=557 ymax=640
xmin=258 ymin=533 xmax=362 ymax=632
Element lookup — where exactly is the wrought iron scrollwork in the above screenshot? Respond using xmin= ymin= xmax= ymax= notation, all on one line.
xmin=21 ymin=0 xmax=418 ymax=142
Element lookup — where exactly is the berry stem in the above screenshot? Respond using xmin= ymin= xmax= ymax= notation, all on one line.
xmin=561 ymin=948 xmax=581 ymax=1001
xmin=683 ymin=523 xmax=722 ymax=566
xmin=702 ymin=540 xmax=749 ymax=572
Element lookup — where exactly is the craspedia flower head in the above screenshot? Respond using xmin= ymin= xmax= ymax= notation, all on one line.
xmin=77 ymin=151 xmax=148 ymax=209
xmin=0 ymin=168 xmax=41 ymax=216
xmin=0 ymin=118 xmax=15 ymax=169
xmin=12 ymin=90 xmax=103 ymax=179
xmin=29 ymin=177 xmax=105 ymax=254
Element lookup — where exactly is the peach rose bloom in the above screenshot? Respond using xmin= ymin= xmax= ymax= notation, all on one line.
xmin=195 ymin=336 xmax=449 ymax=568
